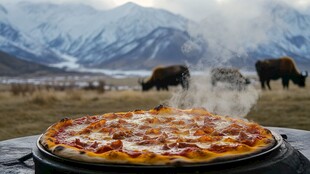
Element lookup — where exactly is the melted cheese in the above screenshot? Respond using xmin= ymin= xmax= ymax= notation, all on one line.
xmin=214 ymin=120 xmax=232 ymax=130
xmin=65 ymin=123 xmax=88 ymax=132
xmin=52 ymin=109 xmax=271 ymax=156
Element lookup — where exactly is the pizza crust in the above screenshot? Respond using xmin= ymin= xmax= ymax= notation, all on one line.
xmin=40 ymin=106 xmax=276 ymax=165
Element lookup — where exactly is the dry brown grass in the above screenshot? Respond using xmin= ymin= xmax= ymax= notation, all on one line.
xmin=0 ymin=87 xmax=172 ymax=140
xmin=28 ymin=91 xmax=59 ymax=105
xmin=0 ymin=77 xmax=309 ymax=141
xmin=247 ymin=78 xmax=310 ymax=131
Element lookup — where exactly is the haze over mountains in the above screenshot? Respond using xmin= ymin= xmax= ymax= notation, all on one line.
xmin=0 ymin=1 xmax=310 ymax=72
xmin=0 ymin=50 xmax=65 ymax=76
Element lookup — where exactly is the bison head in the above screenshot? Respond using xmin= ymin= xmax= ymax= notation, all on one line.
xmin=138 ymin=79 xmax=153 ymax=91
xmin=297 ymin=71 xmax=308 ymax=87
xmin=245 ymin=78 xmax=251 ymax=85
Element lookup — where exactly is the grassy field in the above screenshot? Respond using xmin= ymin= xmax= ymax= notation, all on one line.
xmin=0 ymin=76 xmax=309 ymax=141
xmin=247 ymin=80 xmax=310 ymax=130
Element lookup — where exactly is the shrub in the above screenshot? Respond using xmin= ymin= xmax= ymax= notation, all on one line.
xmin=29 ymin=91 xmax=58 ymax=105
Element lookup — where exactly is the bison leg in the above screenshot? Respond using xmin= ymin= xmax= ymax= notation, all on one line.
xmin=266 ymin=80 xmax=271 ymax=90
xmin=211 ymin=79 xmax=216 ymax=86
xmin=181 ymin=80 xmax=189 ymax=90
xmin=260 ymin=80 xmax=266 ymax=90
xmin=156 ymin=85 xmax=161 ymax=91
xmin=282 ymin=77 xmax=289 ymax=89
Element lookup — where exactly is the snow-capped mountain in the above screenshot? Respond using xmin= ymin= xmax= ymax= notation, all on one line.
xmin=0 ymin=2 xmax=195 ymax=70
xmin=0 ymin=1 xmax=310 ymax=71
xmin=99 ymin=27 xmax=205 ymax=70
xmin=0 ymin=4 xmax=62 ymax=64
xmin=252 ymin=3 xmax=310 ymax=66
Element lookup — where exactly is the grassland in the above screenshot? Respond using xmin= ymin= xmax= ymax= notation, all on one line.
xmin=247 ymin=79 xmax=310 ymax=130
xmin=0 ymin=76 xmax=309 ymax=141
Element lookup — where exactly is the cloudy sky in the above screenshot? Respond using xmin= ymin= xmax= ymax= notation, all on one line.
xmin=2 ymin=0 xmax=310 ymax=21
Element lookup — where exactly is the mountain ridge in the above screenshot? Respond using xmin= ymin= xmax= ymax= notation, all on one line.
xmin=0 ymin=1 xmax=310 ymax=71
xmin=0 ymin=50 xmax=66 ymax=76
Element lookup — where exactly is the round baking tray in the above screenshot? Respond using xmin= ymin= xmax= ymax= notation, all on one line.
xmin=33 ymin=130 xmax=283 ymax=174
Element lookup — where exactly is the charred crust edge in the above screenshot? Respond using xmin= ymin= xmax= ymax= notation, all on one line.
xmin=44 ymin=144 xmax=49 ymax=149
xmin=60 ymin=118 xmax=70 ymax=122
xmin=53 ymin=145 xmax=65 ymax=152
xmin=154 ymin=104 xmax=165 ymax=111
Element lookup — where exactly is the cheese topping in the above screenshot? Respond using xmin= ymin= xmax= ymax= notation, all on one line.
xmin=42 ymin=106 xmax=274 ymax=165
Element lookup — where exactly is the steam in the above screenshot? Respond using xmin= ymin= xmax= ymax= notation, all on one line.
xmin=167 ymin=0 xmax=292 ymax=118
xmin=168 ymin=72 xmax=259 ymax=118
xmin=186 ymin=0 xmax=290 ymax=66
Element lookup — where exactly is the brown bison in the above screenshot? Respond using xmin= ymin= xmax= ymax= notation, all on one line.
xmin=255 ymin=57 xmax=308 ymax=90
xmin=211 ymin=67 xmax=251 ymax=91
xmin=139 ymin=65 xmax=190 ymax=91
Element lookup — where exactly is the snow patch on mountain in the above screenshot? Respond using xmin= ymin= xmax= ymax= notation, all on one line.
xmin=50 ymin=53 xmax=80 ymax=69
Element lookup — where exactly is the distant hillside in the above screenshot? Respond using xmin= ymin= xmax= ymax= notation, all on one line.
xmin=0 ymin=50 xmax=65 ymax=76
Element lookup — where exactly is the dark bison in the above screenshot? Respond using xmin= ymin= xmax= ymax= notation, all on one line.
xmin=255 ymin=57 xmax=308 ymax=90
xmin=139 ymin=65 xmax=190 ymax=91
xmin=211 ymin=67 xmax=251 ymax=90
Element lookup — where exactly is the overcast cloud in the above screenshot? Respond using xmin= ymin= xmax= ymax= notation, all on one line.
xmin=2 ymin=0 xmax=310 ymax=21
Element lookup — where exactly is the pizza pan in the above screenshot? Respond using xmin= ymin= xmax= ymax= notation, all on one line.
xmin=33 ymin=130 xmax=283 ymax=173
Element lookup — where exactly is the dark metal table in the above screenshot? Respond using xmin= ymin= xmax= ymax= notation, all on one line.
xmin=0 ymin=127 xmax=310 ymax=174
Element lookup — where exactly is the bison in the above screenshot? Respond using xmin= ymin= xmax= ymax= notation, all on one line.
xmin=255 ymin=57 xmax=308 ymax=90
xmin=211 ymin=67 xmax=251 ymax=91
xmin=139 ymin=65 xmax=190 ymax=91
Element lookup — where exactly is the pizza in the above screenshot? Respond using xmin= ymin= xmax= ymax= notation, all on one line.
xmin=39 ymin=105 xmax=275 ymax=165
